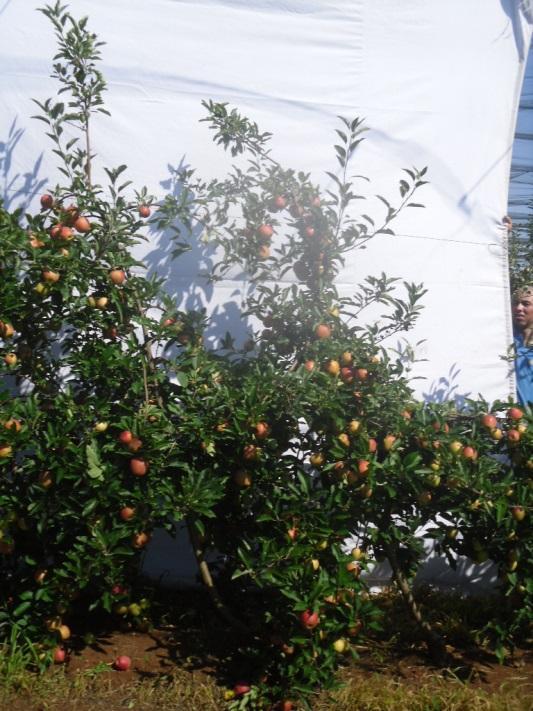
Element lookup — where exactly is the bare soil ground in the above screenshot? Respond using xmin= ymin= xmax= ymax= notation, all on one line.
xmin=1 ymin=589 xmax=531 ymax=710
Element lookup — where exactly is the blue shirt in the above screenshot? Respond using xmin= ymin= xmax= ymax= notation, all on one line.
xmin=515 ymin=334 xmax=533 ymax=405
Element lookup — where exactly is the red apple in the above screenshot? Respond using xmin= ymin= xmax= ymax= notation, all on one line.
xmin=358 ymin=459 xmax=370 ymax=476
xmin=340 ymin=367 xmax=354 ymax=383
xmin=49 ymin=223 xmax=62 ymax=239
xmin=507 ymin=407 xmax=523 ymax=421
xmin=129 ymin=458 xmax=148 ymax=476
xmin=257 ymin=224 xmax=274 ymax=240
xmin=254 ymin=422 xmax=270 ymax=439
xmin=233 ymin=682 xmax=251 ymax=697
xmin=73 ymin=215 xmax=91 ymax=233
xmin=481 ymin=413 xmax=497 ymax=429
xmin=53 ymin=647 xmax=66 ymax=664
xmin=303 ymin=226 xmax=315 ymax=238
xmin=354 ymin=368 xmax=368 ymax=381
xmin=462 ymin=446 xmax=477 ymax=460
xmin=62 ymin=204 xmax=79 ymax=225
xmin=127 ymin=437 xmax=143 ymax=453
xmin=118 ymin=430 xmax=133 ymax=445
xmin=139 ymin=205 xmax=151 ymax=218
xmin=314 ymin=323 xmax=331 ymax=339
xmin=243 ymin=444 xmax=261 ymax=461
xmin=270 ymin=195 xmax=287 ymax=211
xmin=132 ymin=531 xmax=150 ymax=548
xmin=287 ymin=527 xmax=298 ymax=541
xmin=368 ymin=438 xmax=377 ymax=453
xmin=114 ymin=655 xmax=132 ymax=671
xmin=109 ymin=269 xmax=126 ymax=285
xmin=59 ymin=225 xmax=73 ymax=241
xmin=40 ymin=194 xmax=54 ymax=210
xmin=300 ymin=609 xmax=319 ymax=630
xmin=120 ymin=506 xmax=136 ymax=521
xmin=42 ymin=270 xmax=60 ymax=283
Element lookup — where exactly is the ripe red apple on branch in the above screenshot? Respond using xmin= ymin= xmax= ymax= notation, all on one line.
xmin=507 ymin=429 xmax=521 ymax=444
xmin=73 ymin=215 xmax=91 ymax=232
xmin=118 ymin=430 xmax=133 ymax=445
xmin=42 ymin=270 xmax=60 ymax=283
xmin=287 ymin=527 xmax=298 ymax=541
xmin=109 ymin=269 xmax=126 ymax=285
xmin=132 ymin=531 xmax=150 ymax=548
xmin=507 ymin=407 xmax=523 ymax=421
xmin=314 ymin=323 xmax=331 ymax=339
xmin=257 ymin=224 xmax=274 ymax=240
xmin=129 ymin=458 xmax=148 ymax=476
xmin=127 ymin=437 xmax=143 ymax=453
xmin=243 ymin=444 xmax=261 ymax=462
xmin=481 ymin=413 xmax=497 ymax=429
xmin=253 ymin=421 xmax=270 ymax=439
xmin=40 ymin=193 xmax=54 ymax=210
xmin=299 ymin=609 xmax=319 ymax=629
xmin=119 ymin=506 xmax=136 ymax=521
xmin=270 ymin=195 xmax=287 ymax=211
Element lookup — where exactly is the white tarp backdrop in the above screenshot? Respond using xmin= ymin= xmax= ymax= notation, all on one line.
xmin=1 ymin=0 xmax=532 ymax=402
xmin=1 ymin=1 xmax=532 ymax=587
xmin=509 ymin=42 xmax=533 ymax=225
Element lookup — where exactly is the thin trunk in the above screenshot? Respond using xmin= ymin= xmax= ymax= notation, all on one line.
xmin=384 ymin=543 xmax=446 ymax=662
xmin=186 ymin=518 xmax=251 ymax=636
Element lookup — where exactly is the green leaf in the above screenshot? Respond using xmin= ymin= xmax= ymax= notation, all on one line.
xmin=86 ymin=441 xmax=104 ymax=481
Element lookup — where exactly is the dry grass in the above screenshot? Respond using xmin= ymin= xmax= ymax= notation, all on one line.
xmin=1 ymin=662 xmax=531 ymax=711
xmin=0 ymin=666 xmax=224 ymax=710
xmin=316 ymin=672 xmax=532 ymax=711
